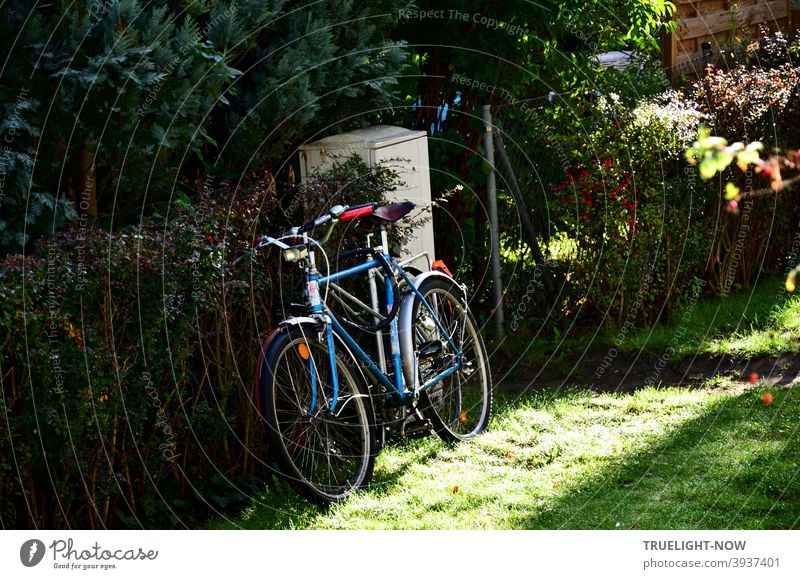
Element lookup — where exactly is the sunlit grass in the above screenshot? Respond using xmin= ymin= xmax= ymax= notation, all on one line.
xmin=211 ymin=384 xmax=800 ymax=529
xmin=618 ymin=275 xmax=800 ymax=360
xmin=547 ymin=231 xmax=579 ymax=262
xmin=701 ymin=296 xmax=800 ymax=358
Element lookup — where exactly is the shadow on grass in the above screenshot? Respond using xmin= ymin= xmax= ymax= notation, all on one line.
xmin=211 ymin=433 xmax=447 ymax=529
xmin=514 ymin=388 xmax=800 ymax=529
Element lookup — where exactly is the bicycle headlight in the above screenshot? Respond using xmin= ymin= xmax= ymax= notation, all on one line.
xmin=283 ymin=246 xmax=308 ymax=263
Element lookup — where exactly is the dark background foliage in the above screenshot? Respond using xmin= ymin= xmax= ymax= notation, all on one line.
xmin=0 ymin=156 xmax=397 ymax=528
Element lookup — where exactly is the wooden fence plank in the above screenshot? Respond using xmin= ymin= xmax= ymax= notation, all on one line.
xmin=678 ymin=2 xmax=787 ymax=39
xmin=661 ymin=28 xmax=678 ymax=79
xmin=663 ymin=0 xmax=789 ymax=79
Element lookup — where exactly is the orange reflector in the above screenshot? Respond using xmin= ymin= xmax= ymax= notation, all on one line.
xmin=432 ymin=259 xmax=454 ymax=277
xmin=459 ymin=410 xmax=468 ymax=424
xmin=297 ymin=343 xmax=310 ymax=360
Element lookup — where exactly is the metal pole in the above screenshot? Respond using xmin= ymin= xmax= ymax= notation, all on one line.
xmin=482 ymin=101 xmax=505 ymax=339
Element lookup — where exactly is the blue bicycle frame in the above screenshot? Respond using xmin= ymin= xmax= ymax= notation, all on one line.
xmin=306 ymin=253 xmax=463 ymax=415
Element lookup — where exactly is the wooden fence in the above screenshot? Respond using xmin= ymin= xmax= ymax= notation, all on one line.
xmin=662 ymin=0 xmax=798 ymax=78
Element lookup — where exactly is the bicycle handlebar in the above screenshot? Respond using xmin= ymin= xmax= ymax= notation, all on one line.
xmin=295 ymin=207 xmax=338 ymax=234
xmin=257 ymin=202 xmax=379 ymax=248
xmin=251 ymin=201 xmax=399 ymax=328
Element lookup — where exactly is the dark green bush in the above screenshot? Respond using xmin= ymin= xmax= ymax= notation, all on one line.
xmin=0 ymin=0 xmax=408 ymax=252
xmin=0 ymin=157 xmax=399 ymax=529
xmin=0 ymin=182 xmax=278 ymax=528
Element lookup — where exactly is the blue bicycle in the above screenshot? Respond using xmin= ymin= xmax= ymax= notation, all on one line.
xmin=255 ymin=201 xmax=492 ymax=503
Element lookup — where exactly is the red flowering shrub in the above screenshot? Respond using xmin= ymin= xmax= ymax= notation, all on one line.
xmin=695 ymin=63 xmax=800 ymax=144
xmin=544 ymin=91 xmax=718 ymax=325
xmin=552 ymin=159 xmax=638 ymax=247
xmin=694 ymin=52 xmax=800 ymax=294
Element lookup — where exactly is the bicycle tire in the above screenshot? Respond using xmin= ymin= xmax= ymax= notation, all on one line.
xmin=411 ymin=277 xmax=492 ymax=443
xmin=259 ymin=324 xmax=376 ymax=503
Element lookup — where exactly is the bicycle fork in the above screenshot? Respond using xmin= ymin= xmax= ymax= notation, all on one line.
xmin=304 ymin=242 xmax=341 ymax=416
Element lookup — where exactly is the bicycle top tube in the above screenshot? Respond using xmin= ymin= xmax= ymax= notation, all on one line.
xmin=318 ymin=254 xmax=462 ymax=355
xmin=317 ymin=258 xmax=382 ymax=287
xmin=313 ymin=253 xmax=464 ymax=398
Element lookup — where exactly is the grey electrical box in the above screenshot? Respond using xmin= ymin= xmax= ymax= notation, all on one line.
xmin=298 ymin=126 xmax=435 ymax=270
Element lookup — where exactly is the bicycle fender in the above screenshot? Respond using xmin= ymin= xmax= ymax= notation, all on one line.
xmin=274 ymin=315 xmax=376 ymax=406
xmin=257 ymin=320 xmax=321 ymax=413
xmin=254 ymin=328 xmax=280 ymax=419
xmin=398 ymin=270 xmax=464 ymax=390
xmin=278 ymin=316 xmax=323 ymax=328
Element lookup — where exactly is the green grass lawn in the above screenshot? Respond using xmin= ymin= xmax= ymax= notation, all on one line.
xmin=505 ymin=274 xmax=800 ymax=375
xmin=620 ymin=274 xmax=800 ymax=360
xmin=212 ymin=383 xmax=800 ymax=529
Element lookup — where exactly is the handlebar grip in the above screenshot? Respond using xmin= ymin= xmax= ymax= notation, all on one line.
xmin=340 ymin=204 xmax=375 ymax=222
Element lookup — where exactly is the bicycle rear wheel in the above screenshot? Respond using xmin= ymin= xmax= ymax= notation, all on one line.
xmin=259 ymin=324 xmax=376 ymax=503
xmin=411 ymin=277 xmax=492 ymax=443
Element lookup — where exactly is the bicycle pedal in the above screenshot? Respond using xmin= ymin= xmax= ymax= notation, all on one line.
xmin=403 ymin=420 xmax=434 ymax=439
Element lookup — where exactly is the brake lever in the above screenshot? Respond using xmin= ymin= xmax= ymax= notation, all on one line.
xmin=232 ymin=236 xmax=269 ymax=265
xmin=314 ymin=213 xmax=332 ymax=227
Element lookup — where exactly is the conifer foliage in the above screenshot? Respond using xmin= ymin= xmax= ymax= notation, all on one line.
xmin=0 ymin=0 xmax=408 ymax=250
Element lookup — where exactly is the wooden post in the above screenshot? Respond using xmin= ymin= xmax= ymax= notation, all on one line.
xmin=661 ymin=27 xmax=677 ymax=83
xmin=493 ymin=129 xmax=558 ymax=304
xmin=791 ymin=0 xmax=800 ymax=34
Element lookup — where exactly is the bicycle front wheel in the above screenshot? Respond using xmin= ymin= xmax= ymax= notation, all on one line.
xmin=412 ymin=276 xmax=492 ymax=443
xmin=259 ymin=324 xmax=376 ymax=503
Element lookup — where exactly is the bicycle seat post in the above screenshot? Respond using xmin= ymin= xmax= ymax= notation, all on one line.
xmin=365 ymin=231 xmax=388 ymax=376
xmin=379 ymin=224 xmax=390 ymax=257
